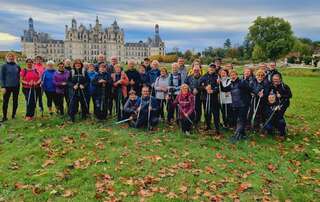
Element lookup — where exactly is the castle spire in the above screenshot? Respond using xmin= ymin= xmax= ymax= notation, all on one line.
xmin=28 ymin=17 xmax=34 ymax=30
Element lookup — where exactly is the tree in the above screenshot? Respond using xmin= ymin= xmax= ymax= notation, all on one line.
xmin=226 ymin=48 xmax=239 ymax=60
xmin=247 ymin=16 xmax=295 ymax=60
xmin=224 ymin=38 xmax=232 ymax=49
xmin=184 ymin=50 xmax=193 ymax=62
xmin=292 ymin=38 xmax=313 ymax=57
xmin=252 ymin=45 xmax=267 ymax=62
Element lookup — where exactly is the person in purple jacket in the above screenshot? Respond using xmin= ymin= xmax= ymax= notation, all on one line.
xmin=53 ymin=62 xmax=70 ymax=115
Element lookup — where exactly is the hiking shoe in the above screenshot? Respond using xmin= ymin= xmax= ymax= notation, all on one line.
xmin=0 ymin=117 xmax=8 ymax=123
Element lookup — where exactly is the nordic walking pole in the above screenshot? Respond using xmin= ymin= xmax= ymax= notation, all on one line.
xmin=80 ymin=88 xmax=89 ymax=112
xmin=247 ymin=95 xmax=254 ymax=119
xmin=33 ymin=85 xmax=38 ymax=117
xmin=177 ymin=104 xmax=194 ymax=125
xmin=251 ymin=96 xmax=261 ymax=127
xmin=147 ymin=89 xmax=153 ymax=130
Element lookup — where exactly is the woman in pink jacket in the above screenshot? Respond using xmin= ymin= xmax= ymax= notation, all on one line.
xmin=173 ymin=83 xmax=195 ymax=135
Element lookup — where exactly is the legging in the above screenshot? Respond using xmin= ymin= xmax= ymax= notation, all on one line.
xmin=2 ymin=86 xmax=19 ymax=119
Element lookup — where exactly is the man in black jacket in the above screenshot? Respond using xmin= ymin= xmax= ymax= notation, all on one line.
xmin=199 ymin=64 xmax=220 ymax=133
xmin=0 ymin=52 xmax=20 ymax=122
xmin=268 ymin=73 xmax=292 ymax=117
xmin=266 ymin=62 xmax=282 ymax=83
xmin=126 ymin=60 xmax=141 ymax=93
xmin=92 ymin=63 xmax=113 ymax=120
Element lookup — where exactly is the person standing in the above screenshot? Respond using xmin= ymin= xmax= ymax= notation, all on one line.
xmin=111 ymin=64 xmax=129 ymax=121
xmin=0 ymin=52 xmax=20 ymax=122
xmin=184 ymin=65 xmax=203 ymax=125
xmin=177 ymin=57 xmax=188 ymax=83
xmin=108 ymin=56 xmax=118 ymax=73
xmin=92 ymin=63 xmax=113 ymax=120
xmin=42 ymin=61 xmax=57 ymax=115
xmin=154 ymin=67 xmax=169 ymax=120
xmin=167 ymin=63 xmax=182 ymax=124
xmin=94 ymin=54 xmax=106 ymax=72
xmin=68 ymin=59 xmax=89 ymax=122
xmin=219 ymin=69 xmax=233 ymax=128
xmin=199 ymin=64 xmax=220 ymax=134
xmin=219 ymin=70 xmax=251 ymax=143
xmin=53 ymin=62 xmax=70 ymax=115
xmin=126 ymin=60 xmax=141 ymax=93
xmin=143 ymin=58 xmax=152 ymax=72
xmin=34 ymin=56 xmax=45 ymax=112
xmin=20 ymin=58 xmax=41 ymax=121
xmin=86 ymin=63 xmax=98 ymax=113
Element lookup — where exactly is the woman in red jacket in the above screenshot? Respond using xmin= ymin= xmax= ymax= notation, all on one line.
xmin=20 ymin=58 xmax=41 ymax=120
xmin=173 ymin=83 xmax=195 ymax=135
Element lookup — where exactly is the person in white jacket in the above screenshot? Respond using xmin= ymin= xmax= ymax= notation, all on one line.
xmin=219 ymin=69 xmax=233 ymax=128
xmin=154 ymin=67 xmax=169 ymax=119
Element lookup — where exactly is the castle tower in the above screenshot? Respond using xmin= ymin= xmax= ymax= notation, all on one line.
xmin=28 ymin=17 xmax=34 ymax=30
xmin=71 ymin=18 xmax=77 ymax=29
xmin=155 ymin=24 xmax=159 ymax=35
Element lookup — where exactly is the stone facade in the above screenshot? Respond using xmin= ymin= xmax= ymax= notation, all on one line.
xmin=21 ymin=17 xmax=165 ymax=63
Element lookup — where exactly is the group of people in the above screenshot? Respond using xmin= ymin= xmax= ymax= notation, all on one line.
xmin=0 ymin=52 xmax=292 ymax=142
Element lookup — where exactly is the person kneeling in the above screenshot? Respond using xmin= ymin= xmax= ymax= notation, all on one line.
xmin=172 ymin=84 xmax=195 ymax=135
xmin=123 ymin=90 xmax=141 ymax=127
xmin=263 ymin=93 xmax=287 ymax=141
xmin=134 ymin=86 xmax=159 ymax=130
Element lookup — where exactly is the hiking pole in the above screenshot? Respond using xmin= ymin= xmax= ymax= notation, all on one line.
xmin=262 ymin=104 xmax=283 ymax=129
xmin=115 ymin=117 xmax=133 ymax=124
xmin=247 ymin=95 xmax=254 ymax=120
xmin=147 ymin=97 xmax=152 ymax=130
xmin=134 ymin=98 xmax=143 ymax=127
xmin=80 ymin=88 xmax=89 ymax=113
xmin=33 ymin=85 xmax=38 ymax=117
xmin=27 ymin=86 xmax=32 ymax=107
xmin=100 ymin=84 xmax=106 ymax=112
xmin=177 ymin=104 xmax=194 ymax=125
xmin=251 ymin=96 xmax=261 ymax=128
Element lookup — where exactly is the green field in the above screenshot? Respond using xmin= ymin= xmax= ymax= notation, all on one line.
xmin=0 ymin=66 xmax=319 ymax=201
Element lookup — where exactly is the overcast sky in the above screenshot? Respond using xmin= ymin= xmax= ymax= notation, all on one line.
xmin=0 ymin=0 xmax=320 ymax=52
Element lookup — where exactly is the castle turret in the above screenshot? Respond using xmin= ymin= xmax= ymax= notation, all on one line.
xmin=71 ymin=18 xmax=77 ymax=29
xmin=155 ymin=24 xmax=159 ymax=35
xmin=28 ymin=17 xmax=34 ymax=30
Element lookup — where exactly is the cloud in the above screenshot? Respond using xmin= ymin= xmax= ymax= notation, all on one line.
xmin=0 ymin=32 xmax=20 ymax=42
xmin=0 ymin=32 xmax=20 ymax=51
xmin=0 ymin=0 xmax=320 ymax=51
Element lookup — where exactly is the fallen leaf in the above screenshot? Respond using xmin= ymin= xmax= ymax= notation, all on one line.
xmin=267 ymin=163 xmax=277 ymax=172
xmin=236 ymin=182 xmax=252 ymax=193
xmin=42 ymin=159 xmax=55 ymax=168
xmin=62 ymin=189 xmax=76 ymax=198
xmin=215 ymin=153 xmax=223 ymax=159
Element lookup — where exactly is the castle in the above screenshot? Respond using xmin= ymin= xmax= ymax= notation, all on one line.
xmin=21 ymin=17 xmax=165 ymax=63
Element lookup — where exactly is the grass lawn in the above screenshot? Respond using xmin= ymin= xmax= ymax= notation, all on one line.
xmin=0 ymin=67 xmax=319 ymax=201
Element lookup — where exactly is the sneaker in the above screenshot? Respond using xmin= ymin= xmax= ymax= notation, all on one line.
xmin=215 ymin=131 xmax=222 ymax=136
xmin=25 ymin=116 xmax=33 ymax=121
xmin=0 ymin=117 xmax=8 ymax=122
xmin=185 ymin=131 xmax=191 ymax=136
xmin=204 ymin=127 xmax=211 ymax=131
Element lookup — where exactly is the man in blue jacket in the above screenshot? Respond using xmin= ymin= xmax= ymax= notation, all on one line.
xmin=0 ymin=52 xmax=20 ymax=122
